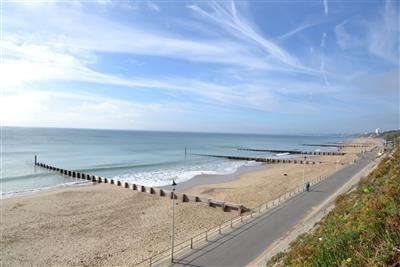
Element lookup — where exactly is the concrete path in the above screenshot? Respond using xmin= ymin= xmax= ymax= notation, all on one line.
xmin=170 ymin=149 xmax=379 ymax=267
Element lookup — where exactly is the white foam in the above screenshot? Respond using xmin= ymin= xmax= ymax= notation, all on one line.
xmin=114 ymin=160 xmax=259 ymax=187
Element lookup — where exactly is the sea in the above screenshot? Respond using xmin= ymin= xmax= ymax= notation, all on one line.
xmin=1 ymin=127 xmax=348 ymax=197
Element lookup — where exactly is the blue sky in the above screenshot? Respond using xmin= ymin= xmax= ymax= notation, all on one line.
xmin=1 ymin=0 xmax=399 ymax=134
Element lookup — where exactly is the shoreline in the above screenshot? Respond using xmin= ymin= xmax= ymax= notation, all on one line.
xmin=162 ymin=163 xmax=266 ymax=192
xmin=1 ymin=162 xmax=265 ymax=200
xmin=1 ymin=137 xmax=382 ymax=266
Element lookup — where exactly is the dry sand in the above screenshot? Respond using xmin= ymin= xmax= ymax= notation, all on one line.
xmin=185 ymin=138 xmax=381 ymax=208
xmin=0 ymin=137 xmax=381 ymax=266
xmin=1 ymin=185 xmax=234 ymax=266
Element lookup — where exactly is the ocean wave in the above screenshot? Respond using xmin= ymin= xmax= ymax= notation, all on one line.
xmin=113 ymin=160 xmax=259 ymax=187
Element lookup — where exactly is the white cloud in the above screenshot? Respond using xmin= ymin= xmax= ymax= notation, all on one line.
xmin=0 ymin=90 xmax=181 ymax=130
xmin=334 ymin=20 xmax=361 ymax=49
xmin=323 ymin=0 xmax=328 ymax=16
xmin=3 ymin=0 xmax=396 ymax=132
xmin=4 ymin=3 xmax=270 ymax=70
xmin=367 ymin=1 xmax=399 ymax=63
xmin=0 ymin=36 xmax=326 ymax=114
xmin=277 ymin=21 xmax=322 ymax=42
xmin=187 ymin=1 xmax=317 ymax=75
xmin=320 ymin=32 xmax=329 ymax=86
xmin=320 ymin=32 xmax=327 ymax=48
xmin=334 ymin=1 xmax=399 ymax=64
xmin=146 ymin=2 xmax=160 ymax=12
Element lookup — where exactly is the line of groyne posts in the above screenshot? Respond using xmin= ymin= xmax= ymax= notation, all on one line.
xmin=194 ymin=154 xmax=323 ymax=165
xmin=33 ymin=156 xmax=247 ymax=214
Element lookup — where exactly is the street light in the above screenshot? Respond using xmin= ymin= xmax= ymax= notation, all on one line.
xmin=171 ymin=179 xmax=177 ymax=263
xmin=302 ymin=155 xmax=306 ymax=189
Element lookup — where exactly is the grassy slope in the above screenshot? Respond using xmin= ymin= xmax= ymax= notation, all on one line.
xmin=268 ymin=138 xmax=400 ymax=267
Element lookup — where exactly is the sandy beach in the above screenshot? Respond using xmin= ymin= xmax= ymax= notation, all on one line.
xmin=0 ymin=138 xmax=381 ymax=266
xmin=185 ymin=138 xmax=380 ymax=207
xmin=1 ymin=184 xmax=235 ymax=266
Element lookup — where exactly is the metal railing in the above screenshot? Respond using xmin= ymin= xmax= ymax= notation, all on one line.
xmin=134 ymin=175 xmax=328 ymax=266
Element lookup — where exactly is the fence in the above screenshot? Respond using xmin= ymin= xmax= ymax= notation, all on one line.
xmin=134 ymin=174 xmax=328 ymax=267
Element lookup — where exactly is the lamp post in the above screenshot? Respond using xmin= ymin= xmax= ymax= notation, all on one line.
xmin=171 ymin=179 xmax=177 ymax=263
xmin=302 ymin=155 xmax=306 ymax=189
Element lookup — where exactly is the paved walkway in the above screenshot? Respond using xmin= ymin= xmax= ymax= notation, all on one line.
xmin=170 ymin=150 xmax=378 ymax=267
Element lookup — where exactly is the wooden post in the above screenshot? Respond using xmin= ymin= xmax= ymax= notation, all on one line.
xmin=190 ymin=238 xmax=193 ymax=249
xmin=221 ymin=203 xmax=227 ymax=212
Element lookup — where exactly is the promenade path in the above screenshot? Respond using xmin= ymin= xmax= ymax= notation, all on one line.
xmin=169 ymin=149 xmax=379 ymax=267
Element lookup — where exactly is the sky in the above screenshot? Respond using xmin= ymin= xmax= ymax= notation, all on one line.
xmin=1 ymin=0 xmax=399 ymax=134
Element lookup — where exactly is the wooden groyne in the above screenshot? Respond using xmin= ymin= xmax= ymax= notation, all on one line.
xmin=302 ymin=143 xmax=370 ymax=148
xmin=34 ymin=159 xmax=249 ymax=214
xmin=237 ymin=148 xmax=345 ymax=156
xmin=193 ymin=154 xmax=323 ymax=165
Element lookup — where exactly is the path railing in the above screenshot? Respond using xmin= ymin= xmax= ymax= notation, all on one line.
xmin=134 ymin=174 xmax=329 ymax=267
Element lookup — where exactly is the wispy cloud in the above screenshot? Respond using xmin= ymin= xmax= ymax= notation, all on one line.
xmin=323 ymin=0 xmax=329 ymax=16
xmin=3 ymin=0 xmax=398 ymax=132
xmin=1 ymin=38 xmax=323 ymax=114
xmin=319 ymin=32 xmax=329 ymax=86
xmin=0 ymin=89 xmax=190 ymax=130
xmin=4 ymin=4 xmax=270 ymax=70
xmin=367 ymin=0 xmax=399 ymax=63
xmin=146 ymin=2 xmax=160 ymax=12
xmin=334 ymin=0 xmax=399 ymax=64
xmin=277 ymin=21 xmax=322 ymax=42
xmin=187 ymin=1 xmax=317 ymax=75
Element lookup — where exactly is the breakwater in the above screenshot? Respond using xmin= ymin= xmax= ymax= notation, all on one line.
xmin=193 ymin=154 xmax=323 ymax=165
xmin=237 ymin=148 xmax=345 ymax=156
xmin=34 ymin=158 xmax=249 ymax=214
